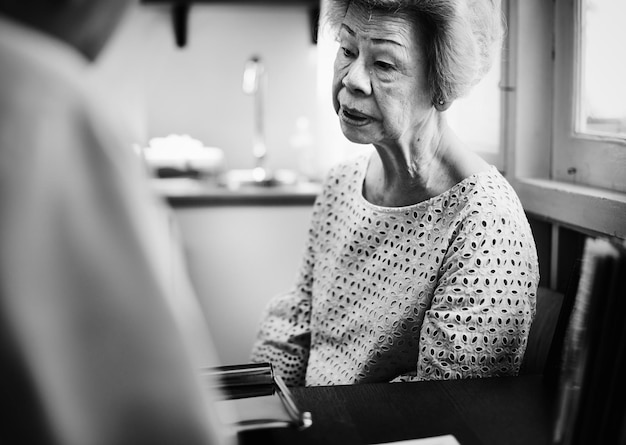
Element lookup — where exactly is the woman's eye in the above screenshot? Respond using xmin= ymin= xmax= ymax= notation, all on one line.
xmin=375 ymin=61 xmax=394 ymax=71
xmin=341 ymin=47 xmax=355 ymax=58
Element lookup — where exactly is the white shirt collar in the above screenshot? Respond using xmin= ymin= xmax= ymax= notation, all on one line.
xmin=0 ymin=14 xmax=89 ymax=83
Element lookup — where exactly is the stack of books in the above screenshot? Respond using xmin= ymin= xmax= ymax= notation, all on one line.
xmin=201 ymin=362 xmax=312 ymax=433
xmin=553 ymin=237 xmax=626 ymax=444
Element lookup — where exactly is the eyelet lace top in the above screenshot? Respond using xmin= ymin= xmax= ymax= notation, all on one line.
xmin=251 ymin=153 xmax=539 ymax=386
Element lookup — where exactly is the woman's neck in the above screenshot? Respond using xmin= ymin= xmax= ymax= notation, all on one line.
xmin=363 ymin=119 xmax=489 ymax=207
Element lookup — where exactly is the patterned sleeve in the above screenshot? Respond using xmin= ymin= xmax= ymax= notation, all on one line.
xmin=249 ymin=170 xmax=332 ymax=386
xmin=249 ymin=286 xmax=311 ymax=386
xmin=394 ymin=197 xmax=539 ymax=382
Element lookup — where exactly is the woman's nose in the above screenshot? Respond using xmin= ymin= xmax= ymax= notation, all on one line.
xmin=342 ymin=60 xmax=372 ymax=95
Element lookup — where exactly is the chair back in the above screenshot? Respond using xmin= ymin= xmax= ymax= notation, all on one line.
xmin=520 ymin=287 xmax=565 ymax=375
xmin=520 ymin=259 xmax=582 ymax=382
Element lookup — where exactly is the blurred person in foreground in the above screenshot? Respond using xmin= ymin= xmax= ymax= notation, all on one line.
xmin=0 ymin=1 xmax=233 ymax=444
xmin=251 ymin=0 xmax=539 ymax=386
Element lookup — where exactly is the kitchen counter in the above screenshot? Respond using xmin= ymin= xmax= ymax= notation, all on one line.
xmin=152 ymin=177 xmax=322 ymax=207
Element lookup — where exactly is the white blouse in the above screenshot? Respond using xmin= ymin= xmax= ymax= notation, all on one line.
xmin=251 ymin=153 xmax=539 ymax=386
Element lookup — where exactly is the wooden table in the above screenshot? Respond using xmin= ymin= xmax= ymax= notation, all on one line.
xmin=238 ymin=375 xmax=556 ymax=445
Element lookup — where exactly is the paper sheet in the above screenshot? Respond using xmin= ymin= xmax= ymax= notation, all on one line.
xmin=375 ymin=434 xmax=460 ymax=445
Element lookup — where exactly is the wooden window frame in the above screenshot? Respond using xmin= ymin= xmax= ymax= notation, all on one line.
xmin=502 ymin=0 xmax=626 ymax=240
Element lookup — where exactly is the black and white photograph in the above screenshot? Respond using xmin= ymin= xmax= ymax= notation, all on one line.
xmin=1 ymin=1 xmax=624 ymax=444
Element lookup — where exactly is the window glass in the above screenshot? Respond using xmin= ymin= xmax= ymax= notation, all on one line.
xmin=577 ymin=0 xmax=626 ymax=139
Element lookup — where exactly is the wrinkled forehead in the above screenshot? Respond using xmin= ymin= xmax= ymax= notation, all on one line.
xmin=341 ymin=1 xmax=418 ymax=47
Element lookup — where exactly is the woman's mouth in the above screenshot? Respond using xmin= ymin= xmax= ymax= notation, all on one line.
xmin=340 ymin=107 xmax=372 ymax=126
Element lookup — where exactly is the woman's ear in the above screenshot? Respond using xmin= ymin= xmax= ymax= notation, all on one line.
xmin=434 ymin=98 xmax=452 ymax=112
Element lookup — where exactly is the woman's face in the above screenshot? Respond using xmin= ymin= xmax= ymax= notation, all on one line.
xmin=332 ymin=5 xmax=433 ymax=146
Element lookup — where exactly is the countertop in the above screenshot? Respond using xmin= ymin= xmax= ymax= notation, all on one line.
xmin=152 ymin=177 xmax=322 ymax=207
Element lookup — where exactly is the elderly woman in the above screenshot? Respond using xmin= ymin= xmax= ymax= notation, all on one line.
xmin=251 ymin=0 xmax=539 ymax=386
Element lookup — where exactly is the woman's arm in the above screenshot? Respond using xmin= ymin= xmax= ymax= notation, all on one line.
xmin=250 ymin=286 xmax=312 ymax=386
xmin=394 ymin=201 xmax=539 ymax=382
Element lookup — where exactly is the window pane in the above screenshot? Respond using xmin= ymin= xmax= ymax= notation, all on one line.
xmin=577 ymin=0 xmax=626 ymax=139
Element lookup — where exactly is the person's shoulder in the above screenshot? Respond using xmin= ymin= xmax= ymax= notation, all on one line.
xmin=445 ymin=166 xmax=528 ymax=229
xmin=454 ymin=167 xmax=535 ymax=239
xmin=1 ymin=18 xmax=88 ymax=92
xmin=321 ymin=150 xmax=370 ymax=185
xmin=462 ymin=166 xmax=520 ymax=206
xmin=311 ymin=151 xmax=370 ymax=211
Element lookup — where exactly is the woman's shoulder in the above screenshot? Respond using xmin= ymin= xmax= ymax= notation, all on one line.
xmin=449 ymin=167 xmax=536 ymax=242
xmin=449 ymin=166 xmax=519 ymax=207
xmin=328 ymin=151 xmax=370 ymax=176
xmin=472 ymin=167 xmax=523 ymax=208
xmin=319 ymin=151 xmax=370 ymax=192
xmin=434 ymin=166 xmax=529 ymax=230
